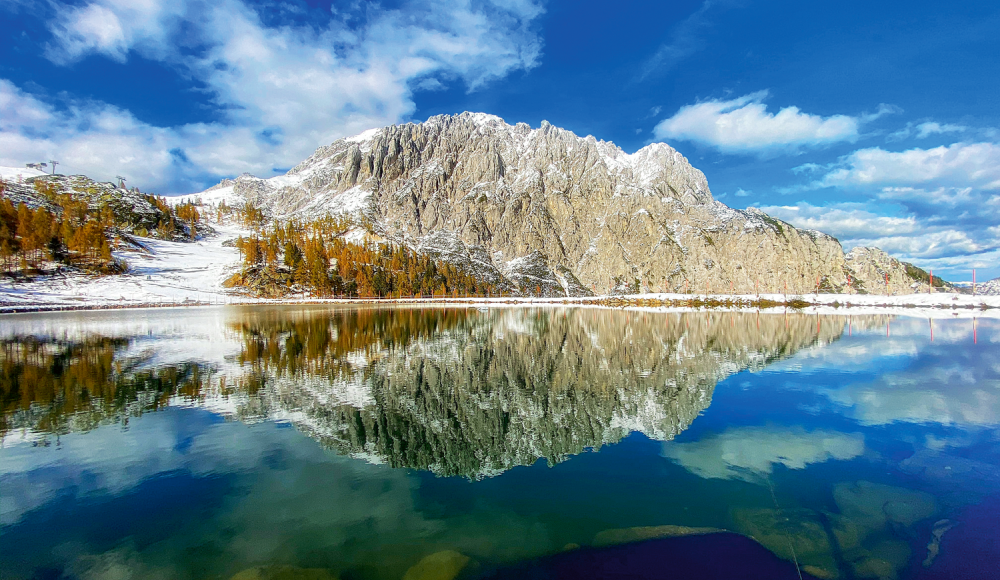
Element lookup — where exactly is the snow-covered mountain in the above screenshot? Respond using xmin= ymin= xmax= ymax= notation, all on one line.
xmin=979 ymin=277 xmax=1000 ymax=296
xmin=193 ymin=113 xmax=942 ymax=296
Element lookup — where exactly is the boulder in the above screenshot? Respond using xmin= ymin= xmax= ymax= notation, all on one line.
xmin=402 ymin=550 xmax=471 ymax=580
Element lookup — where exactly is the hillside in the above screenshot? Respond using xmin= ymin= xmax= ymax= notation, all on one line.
xmin=0 ymin=172 xmax=207 ymax=278
xmin=193 ymin=113 xmax=946 ymax=297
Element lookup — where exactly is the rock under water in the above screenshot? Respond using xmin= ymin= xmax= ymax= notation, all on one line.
xmin=475 ymin=532 xmax=823 ymax=580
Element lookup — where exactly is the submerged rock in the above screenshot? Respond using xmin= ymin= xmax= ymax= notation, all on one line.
xmin=478 ymin=533 xmax=815 ymax=579
xmin=402 ymin=550 xmax=471 ymax=580
xmin=732 ymin=508 xmax=839 ymax=579
xmin=922 ymin=519 xmax=956 ymax=567
xmin=229 ymin=565 xmax=338 ymax=580
xmin=833 ymin=480 xmax=937 ymax=528
xmin=732 ymin=482 xmax=937 ymax=580
xmin=592 ymin=525 xmax=725 ymax=547
xmin=851 ymin=557 xmax=897 ymax=580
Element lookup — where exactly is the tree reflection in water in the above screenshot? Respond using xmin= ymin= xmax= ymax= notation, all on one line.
xmin=3 ymin=307 xmax=876 ymax=478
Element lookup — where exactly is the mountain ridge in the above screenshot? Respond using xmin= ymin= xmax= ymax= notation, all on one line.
xmin=190 ymin=112 xmax=944 ymax=296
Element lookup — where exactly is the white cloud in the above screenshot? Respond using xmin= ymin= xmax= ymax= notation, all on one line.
xmin=916 ymin=122 xmax=967 ymax=139
xmin=2 ymin=0 xmax=545 ymax=192
xmin=847 ymin=230 xmax=985 ymax=259
xmin=824 ymin=363 xmax=1000 ymax=427
xmin=45 ymin=0 xmax=184 ymax=64
xmin=772 ymin=141 xmax=1000 ymax=276
xmin=662 ymin=426 xmax=865 ymax=482
xmin=760 ymin=199 xmax=1000 ymax=265
xmin=887 ymin=121 xmax=966 ymax=143
xmin=734 ymin=187 xmax=751 ymax=197
xmin=653 ymin=91 xmax=874 ymax=154
xmin=759 ymin=204 xmax=919 ymax=240
xmin=48 ymin=4 xmax=129 ymax=62
xmin=821 ymin=142 xmax=1000 ymax=190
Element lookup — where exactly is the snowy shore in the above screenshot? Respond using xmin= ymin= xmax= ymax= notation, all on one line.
xmin=2 ymin=223 xmax=998 ymax=318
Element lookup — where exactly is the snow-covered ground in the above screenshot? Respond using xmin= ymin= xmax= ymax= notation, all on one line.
xmin=0 ymin=223 xmax=245 ymax=309
xmin=0 ymin=165 xmax=48 ymax=182
xmin=1 ymin=209 xmax=998 ymax=316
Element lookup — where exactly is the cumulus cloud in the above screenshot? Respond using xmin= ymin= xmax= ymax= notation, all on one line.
xmin=824 ymin=363 xmax=1000 ymax=427
xmin=769 ymin=140 xmax=1000 ymax=274
xmin=662 ymin=426 xmax=865 ymax=482
xmin=765 ymin=316 xmax=1000 ymax=427
xmin=821 ymin=142 xmax=1000 ymax=190
xmin=1 ymin=0 xmax=545 ymax=192
xmin=761 ymin=200 xmax=999 ymax=265
xmin=652 ymin=91 xmax=885 ymax=154
xmin=759 ymin=204 xmax=919 ymax=240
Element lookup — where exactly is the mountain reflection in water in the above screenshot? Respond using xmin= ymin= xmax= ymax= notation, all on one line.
xmin=3 ymin=307 xmax=854 ymax=477
xmin=3 ymin=307 xmax=997 ymax=580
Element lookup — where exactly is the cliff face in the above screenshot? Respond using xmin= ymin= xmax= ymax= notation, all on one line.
xmin=198 ymin=113 xmax=936 ymax=295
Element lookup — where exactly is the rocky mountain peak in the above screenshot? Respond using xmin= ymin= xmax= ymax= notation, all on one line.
xmin=196 ymin=113 xmax=943 ymax=296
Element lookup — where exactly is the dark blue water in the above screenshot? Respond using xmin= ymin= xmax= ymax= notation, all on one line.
xmin=1 ymin=307 xmax=997 ymax=580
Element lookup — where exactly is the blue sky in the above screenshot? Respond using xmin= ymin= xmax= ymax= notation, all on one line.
xmin=2 ymin=0 xmax=999 ymax=279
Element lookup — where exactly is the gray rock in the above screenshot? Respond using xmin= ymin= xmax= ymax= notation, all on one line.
xmin=198 ymin=113 xmax=937 ymax=295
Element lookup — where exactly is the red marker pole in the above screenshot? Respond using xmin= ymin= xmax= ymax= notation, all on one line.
xmin=929 ymin=270 xmax=933 ymax=293
xmin=885 ymin=272 xmax=889 ymax=296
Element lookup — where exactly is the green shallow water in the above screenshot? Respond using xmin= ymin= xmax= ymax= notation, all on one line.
xmin=1 ymin=306 xmax=997 ymax=580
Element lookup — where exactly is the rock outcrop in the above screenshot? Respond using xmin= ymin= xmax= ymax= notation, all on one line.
xmin=196 ymin=112 xmax=943 ymax=296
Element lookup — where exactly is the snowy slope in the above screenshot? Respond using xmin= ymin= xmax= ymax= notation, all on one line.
xmin=0 ymin=165 xmax=48 ymax=182
xmin=979 ymin=277 xmax=1000 ymax=296
xmin=0 ymin=222 xmax=246 ymax=309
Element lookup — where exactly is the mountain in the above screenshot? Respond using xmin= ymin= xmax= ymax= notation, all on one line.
xmin=979 ymin=277 xmax=1000 ymax=296
xmin=194 ymin=113 xmax=944 ymax=296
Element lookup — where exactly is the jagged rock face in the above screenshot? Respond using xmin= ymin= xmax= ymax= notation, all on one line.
xmin=229 ymin=307 xmax=851 ymax=478
xmin=199 ymin=113 xmax=926 ymax=295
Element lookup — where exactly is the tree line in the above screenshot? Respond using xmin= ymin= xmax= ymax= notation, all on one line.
xmin=226 ymin=215 xmax=498 ymax=298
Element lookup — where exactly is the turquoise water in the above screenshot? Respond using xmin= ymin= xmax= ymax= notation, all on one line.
xmin=1 ymin=306 xmax=997 ymax=580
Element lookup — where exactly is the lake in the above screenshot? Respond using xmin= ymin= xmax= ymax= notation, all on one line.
xmin=1 ymin=306 xmax=998 ymax=580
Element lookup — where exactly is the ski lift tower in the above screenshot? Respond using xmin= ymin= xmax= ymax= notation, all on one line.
xmin=116 ymin=175 xmax=126 ymax=189
xmin=49 ymin=160 xmax=58 ymax=175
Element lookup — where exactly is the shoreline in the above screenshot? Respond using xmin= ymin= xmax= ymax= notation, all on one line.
xmin=3 ymin=291 xmax=998 ymax=318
